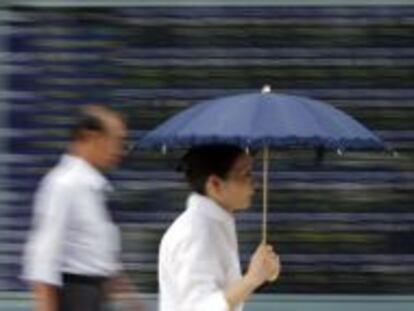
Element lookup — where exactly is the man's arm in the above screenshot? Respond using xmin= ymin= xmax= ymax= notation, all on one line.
xmin=32 ymin=282 xmax=59 ymax=311
xmin=23 ymin=181 xmax=73 ymax=311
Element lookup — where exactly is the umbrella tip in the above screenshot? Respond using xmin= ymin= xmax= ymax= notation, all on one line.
xmin=261 ymin=85 xmax=272 ymax=94
xmin=161 ymin=144 xmax=168 ymax=155
xmin=392 ymin=150 xmax=399 ymax=158
xmin=386 ymin=146 xmax=399 ymax=158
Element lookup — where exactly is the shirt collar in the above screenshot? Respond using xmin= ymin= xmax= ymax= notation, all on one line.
xmin=187 ymin=192 xmax=235 ymax=227
xmin=61 ymin=154 xmax=112 ymax=191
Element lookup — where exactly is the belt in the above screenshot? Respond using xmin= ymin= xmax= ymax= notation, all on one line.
xmin=62 ymin=273 xmax=108 ymax=286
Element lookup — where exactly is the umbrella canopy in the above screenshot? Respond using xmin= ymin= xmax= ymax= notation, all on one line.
xmin=138 ymin=87 xmax=386 ymax=245
xmin=139 ymin=90 xmax=385 ymax=151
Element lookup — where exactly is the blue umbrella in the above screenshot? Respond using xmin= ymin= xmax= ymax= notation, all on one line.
xmin=139 ymin=86 xmax=386 ymax=243
xmin=140 ymin=86 xmax=384 ymax=151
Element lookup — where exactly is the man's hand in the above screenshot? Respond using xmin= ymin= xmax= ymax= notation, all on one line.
xmin=105 ymin=274 xmax=146 ymax=311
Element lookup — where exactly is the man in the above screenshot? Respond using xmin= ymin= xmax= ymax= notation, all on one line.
xmin=22 ymin=105 xmax=138 ymax=311
xmin=159 ymin=144 xmax=281 ymax=311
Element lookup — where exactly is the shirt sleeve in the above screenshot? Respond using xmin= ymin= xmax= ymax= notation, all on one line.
xmin=173 ymin=225 xmax=230 ymax=311
xmin=22 ymin=179 xmax=73 ymax=286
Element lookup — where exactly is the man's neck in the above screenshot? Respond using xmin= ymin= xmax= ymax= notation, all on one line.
xmin=68 ymin=143 xmax=99 ymax=170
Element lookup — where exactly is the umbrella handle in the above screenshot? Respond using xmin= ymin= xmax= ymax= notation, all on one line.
xmin=262 ymin=146 xmax=269 ymax=244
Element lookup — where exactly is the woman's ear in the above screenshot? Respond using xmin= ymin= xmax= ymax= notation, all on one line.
xmin=205 ymin=174 xmax=223 ymax=197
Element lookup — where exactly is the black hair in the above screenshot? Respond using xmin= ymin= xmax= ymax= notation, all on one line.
xmin=181 ymin=144 xmax=245 ymax=195
xmin=70 ymin=109 xmax=106 ymax=141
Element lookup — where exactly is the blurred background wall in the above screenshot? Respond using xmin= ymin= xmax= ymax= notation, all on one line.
xmin=0 ymin=0 xmax=413 ymax=310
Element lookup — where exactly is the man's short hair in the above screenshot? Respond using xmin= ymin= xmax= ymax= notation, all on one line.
xmin=181 ymin=144 xmax=245 ymax=195
xmin=71 ymin=113 xmax=104 ymax=141
xmin=70 ymin=105 xmax=121 ymax=141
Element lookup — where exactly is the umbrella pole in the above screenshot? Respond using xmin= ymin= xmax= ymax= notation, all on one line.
xmin=262 ymin=146 xmax=279 ymax=283
xmin=262 ymin=146 xmax=269 ymax=244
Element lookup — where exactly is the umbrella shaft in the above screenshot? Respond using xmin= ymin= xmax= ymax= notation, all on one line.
xmin=262 ymin=146 xmax=269 ymax=243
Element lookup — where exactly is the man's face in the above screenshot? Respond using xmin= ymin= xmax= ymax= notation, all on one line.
xmin=218 ymin=153 xmax=255 ymax=212
xmin=94 ymin=116 xmax=127 ymax=170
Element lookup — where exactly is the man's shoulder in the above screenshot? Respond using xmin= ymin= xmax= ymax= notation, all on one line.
xmin=39 ymin=160 xmax=81 ymax=190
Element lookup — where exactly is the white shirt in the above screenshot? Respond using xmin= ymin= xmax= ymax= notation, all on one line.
xmin=22 ymin=155 xmax=122 ymax=286
xmin=159 ymin=193 xmax=243 ymax=311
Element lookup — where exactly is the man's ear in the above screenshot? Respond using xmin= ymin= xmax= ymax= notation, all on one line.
xmin=79 ymin=129 xmax=100 ymax=142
